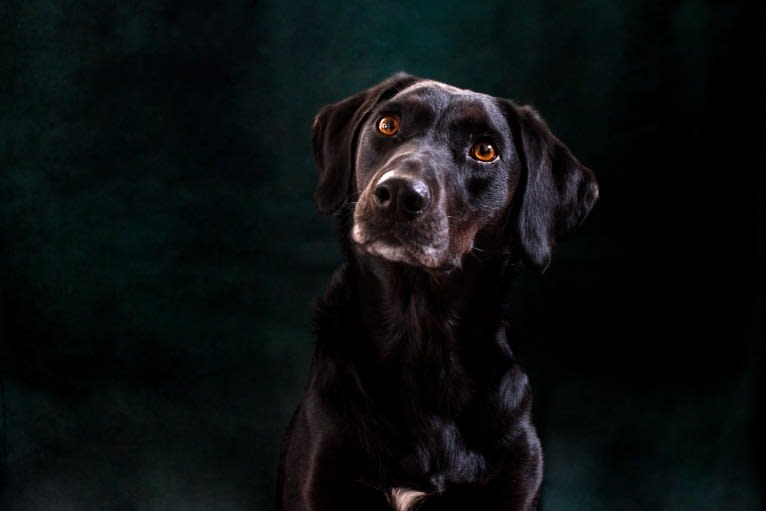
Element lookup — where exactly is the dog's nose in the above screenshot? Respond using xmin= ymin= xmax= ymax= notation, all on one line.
xmin=373 ymin=174 xmax=431 ymax=218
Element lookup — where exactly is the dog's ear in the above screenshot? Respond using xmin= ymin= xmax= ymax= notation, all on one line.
xmin=501 ymin=101 xmax=599 ymax=272
xmin=312 ymin=73 xmax=421 ymax=215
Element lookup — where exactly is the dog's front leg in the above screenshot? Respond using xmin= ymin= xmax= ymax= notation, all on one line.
xmin=278 ymin=401 xmax=392 ymax=511
xmin=417 ymin=427 xmax=543 ymax=511
xmin=486 ymin=427 xmax=544 ymax=511
xmin=280 ymin=447 xmax=392 ymax=511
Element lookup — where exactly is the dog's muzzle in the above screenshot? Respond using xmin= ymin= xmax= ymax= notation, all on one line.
xmin=352 ymin=167 xmax=453 ymax=270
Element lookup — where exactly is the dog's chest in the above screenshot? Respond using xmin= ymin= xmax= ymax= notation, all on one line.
xmin=370 ymin=342 xmax=497 ymax=487
xmin=382 ymin=410 xmax=490 ymax=495
xmin=355 ymin=303 xmax=512 ymax=492
xmin=377 ymin=416 xmax=487 ymax=509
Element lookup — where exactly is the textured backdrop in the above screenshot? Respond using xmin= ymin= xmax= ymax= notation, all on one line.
xmin=1 ymin=1 xmax=763 ymax=509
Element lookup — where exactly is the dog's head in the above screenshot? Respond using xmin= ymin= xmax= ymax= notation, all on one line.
xmin=312 ymin=73 xmax=598 ymax=272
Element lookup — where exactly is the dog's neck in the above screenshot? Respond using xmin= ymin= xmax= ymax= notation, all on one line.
xmin=319 ymin=250 xmax=519 ymax=421
xmin=310 ymin=238 xmax=520 ymax=421
xmin=352 ymin=251 xmax=514 ymax=359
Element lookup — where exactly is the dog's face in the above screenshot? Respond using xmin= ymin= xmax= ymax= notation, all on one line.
xmin=313 ymin=74 xmax=598 ymax=272
xmin=350 ymin=81 xmax=519 ymax=271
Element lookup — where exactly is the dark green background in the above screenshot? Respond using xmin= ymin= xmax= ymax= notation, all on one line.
xmin=1 ymin=1 xmax=763 ymax=509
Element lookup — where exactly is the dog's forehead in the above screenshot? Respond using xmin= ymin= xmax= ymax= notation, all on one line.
xmin=391 ymin=79 xmax=503 ymax=124
xmin=397 ymin=79 xmax=471 ymax=97
xmin=394 ymin=79 xmax=492 ymax=102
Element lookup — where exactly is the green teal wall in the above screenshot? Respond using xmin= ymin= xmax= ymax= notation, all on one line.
xmin=0 ymin=1 xmax=763 ymax=509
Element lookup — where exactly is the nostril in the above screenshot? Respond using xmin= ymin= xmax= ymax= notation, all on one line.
xmin=401 ymin=192 xmax=426 ymax=214
xmin=400 ymin=182 xmax=430 ymax=215
xmin=374 ymin=184 xmax=391 ymax=206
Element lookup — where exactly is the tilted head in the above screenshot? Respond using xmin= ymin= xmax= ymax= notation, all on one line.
xmin=312 ymin=73 xmax=598 ymax=273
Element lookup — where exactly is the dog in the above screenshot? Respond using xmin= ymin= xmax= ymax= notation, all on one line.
xmin=277 ymin=73 xmax=598 ymax=511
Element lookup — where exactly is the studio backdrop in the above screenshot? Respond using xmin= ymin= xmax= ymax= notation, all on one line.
xmin=0 ymin=1 xmax=763 ymax=510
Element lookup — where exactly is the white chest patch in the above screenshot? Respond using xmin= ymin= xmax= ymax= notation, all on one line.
xmin=389 ymin=488 xmax=428 ymax=511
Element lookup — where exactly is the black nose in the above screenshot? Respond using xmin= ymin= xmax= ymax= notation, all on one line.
xmin=373 ymin=175 xmax=431 ymax=218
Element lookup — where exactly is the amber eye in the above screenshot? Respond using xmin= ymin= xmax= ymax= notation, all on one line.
xmin=470 ymin=141 xmax=498 ymax=162
xmin=377 ymin=115 xmax=400 ymax=136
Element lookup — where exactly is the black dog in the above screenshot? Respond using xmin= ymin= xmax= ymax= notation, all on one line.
xmin=278 ymin=73 xmax=598 ymax=511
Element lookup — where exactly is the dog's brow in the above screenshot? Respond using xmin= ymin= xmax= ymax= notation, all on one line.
xmin=449 ymin=102 xmax=491 ymax=123
xmin=380 ymin=96 xmax=432 ymax=114
xmin=448 ymin=102 xmax=503 ymax=138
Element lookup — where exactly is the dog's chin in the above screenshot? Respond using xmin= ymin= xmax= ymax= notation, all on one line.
xmin=361 ymin=240 xmax=451 ymax=270
xmin=352 ymin=226 xmax=456 ymax=272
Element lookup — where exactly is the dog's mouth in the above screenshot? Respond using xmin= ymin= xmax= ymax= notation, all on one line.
xmin=351 ymin=224 xmax=455 ymax=271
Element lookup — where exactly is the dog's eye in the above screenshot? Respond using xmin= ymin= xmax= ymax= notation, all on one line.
xmin=470 ymin=141 xmax=498 ymax=162
xmin=377 ymin=115 xmax=400 ymax=136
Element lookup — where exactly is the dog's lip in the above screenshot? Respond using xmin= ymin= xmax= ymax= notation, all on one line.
xmin=353 ymin=232 xmax=419 ymax=261
xmin=352 ymin=224 xmax=417 ymax=256
xmin=351 ymin=224 xmax=455 ymax=271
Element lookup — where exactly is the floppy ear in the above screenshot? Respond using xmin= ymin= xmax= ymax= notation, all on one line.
xmin=312 ymin=72 xmax=421 ymax=215
xmin=502 ymin=101 xmax=599 ymax=272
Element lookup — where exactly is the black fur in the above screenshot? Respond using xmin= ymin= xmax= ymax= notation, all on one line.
xmin=278 ymin=74 xmax=598 ymax=510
